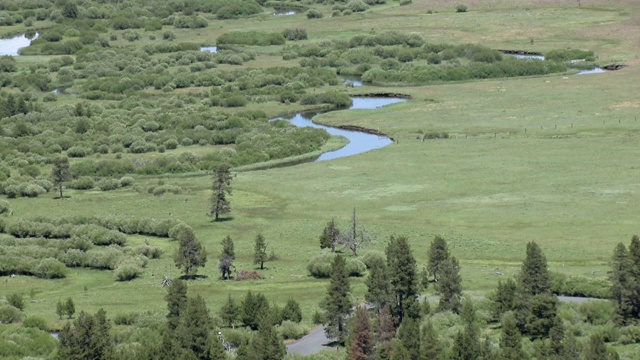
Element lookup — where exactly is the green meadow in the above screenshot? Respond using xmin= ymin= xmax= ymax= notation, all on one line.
xmin=1 ymin=0 xmax=640 ymax=350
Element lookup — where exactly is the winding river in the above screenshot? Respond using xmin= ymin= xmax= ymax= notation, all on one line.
xmin=276 ymin=97 xmax=406 ymax=162
xmin=0 ymin=32 xmax=38 ymax=56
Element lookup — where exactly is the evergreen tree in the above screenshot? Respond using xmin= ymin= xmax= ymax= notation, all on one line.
xmin=583 ymin=334 xmax=607 ymax=360
xmin=420 ymin=320 xmax=445 ymax=360
xmin=397 ymin=316 xmax=421 ymax=360
xmin=374 ymin=305 xmax=395 ymax=359
xmin=365 ymin=256 xmax=392 ymax=312
xmin=210 ymin=165 xmax=232 ymax=221
xmin=610 ymin=242 xmax=632 ymax=324
xmin=57 ymin=310 xmax=114 ymax=360
xmin=219 ymin=295 xmax=240 ymax=328
xmin=248 ymin=319 xmax=286 ymax=360
xmin=322 ymin=255 xmax=352 ymax=344
xmin=51 ymin=156 xmax=71 ymax=199
xmin=159 ymin=329 xmax=185 ymax=360
xmin=219 ymin=236 xmax=235 ymax=279
xmin=166 ymin=278 xmax=188 ymax=331
xmin=548 ymin=316 xmax=565 ymax=357
xmin=241 ymin=291 xmax=270 ymax=330
xmin=386 ymin=235 xmax=418 ymax=322
xmin=208 ymin=334 xmax=228 ymax=360
xmin=460 ymin=297 xmax=477 ymax=326
xmin=451 ymin=323 xmax=480 ymax=360
xmin=560 ymin=331 xmax=582 ymax=360
xmin=280 ymin=298 xmax=302 ymax=323
xmin=491 ymin=278 xmax=517 ymax=320
xmin=221 ymin=235 xmax=235 ymax=259
xmin=524 ymin=293 xmax=558 ymax=339
xmin=173 ymin=227 xmax=207 ymax=277
xmin=498 ymin=313 xmax=526 ymax=360
xmin=627 ymin=235 xmax=640 ymax=320
xmin=518 ymin=242 xmax=550 ymax=296
xmin=427 ymin=235 xmax=450 ymax=282
xmin=56 ymin=299 xmax=65 ymax=319
xmin=320 ymin=219 xmax=340 ymax=252
xmin=389 ymin=339 xmax=410 ymax=360
xmin=436 ymin=256 xmax=463 ymax=313
xmin=178 ymin=295 xmax=215 ymax=360
xmin=348 ymin=306 xmax=372 ymax=360
xmin=64 ymin=297 xmax=75 ymax=319
xmin=478 ymin=338 xmax=494 ymax=360
xmin=254 ymin=234 xmax=268 ymax=270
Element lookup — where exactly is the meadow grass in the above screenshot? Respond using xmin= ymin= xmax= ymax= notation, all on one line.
xmin=1 ymin=0 xmax=640 ymax=333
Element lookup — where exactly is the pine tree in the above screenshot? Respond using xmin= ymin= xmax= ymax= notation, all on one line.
xmin=451 ymin=323 xmax=480 ymax=360
xmin=498 ymin=313 xmax=526 ymax=360
xmin=491 ymin=278 xmax=517 ymax=320
xmin=365 ymin=256 xmax=392 ymax=312
xmin=210 ymin=165 xmax=232 ymax=221
xmin=610 ymin=242 xmax=632 ymax=324
xmin=281 ymin=298 xmax=302 ymax=323
xmin=386 ymin=235 xmax=418 ymax=321
xmin=436 ymin=256 xmax=463 ymax=313
xmin=219 ymin=295 xmax=240 ymax=328
xmin=518 ymin=242 xmax=550 ymax=296
xmin=397 ymin=316 xmax=421 ymax=360
xmin=320 ymin=219 xmax=340 ymax=252
xmin=524 ymin=293 xmax=558 ymax=339
xmin=208 ymin=333 xmax=228 ymax=360
xmin=427 ymin=235 xmax=450 ymax=282
xmin=57 ymin=310 xmax=114 ymax=360
xmin=389 ymin=339 xmax=410 ymax=360
xmin=627 ymin=235 xmax=640 ymax=320
xmin=322 ymin=255 xmax=352 ymax=344
xmin=583 ymin=334 xmax=607 ymax=360
xmin=460 ymin=297 xmax=477 ymax=326
xmin=254 ymin=234 xmax=268 ymax=270
xmin=166 ymin=278 xmax=188 ymax=331
xmin=178 ymin=295 xmax=214 ymax=360
xmin=64 ymin=297 xmax=75 ymax=319
xmin=219 ymin=236 xmax=235 ymax=279
xmin=420 ymin=320 xmax=445 ymax=360
xmin=348 ymin=306 xmax=372 ymax=360
xmin=51 ymin=156 xmax=71 ymax=199
xmin=249 ymin=319 xmax=286 ymax=360
xmin=374 ymin=305 xmax=395 ymax=359
xmin=241 ymin=291 xmax=270 ymax=331
xmin=173 ymin=227 xmax=207 ymax=277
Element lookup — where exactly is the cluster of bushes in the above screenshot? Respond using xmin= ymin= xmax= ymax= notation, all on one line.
xmin=217 ymin=31 xmax=286 ymax=46
xmin=551 ymin=272 xmax=611 ymax=299
xmin=307 ymin=252 xmax=367 ymax=278
xmin=545 ymin=49 xmax=595 ymax=62
xmin=0 ymin=177 xmax=52 ymax=199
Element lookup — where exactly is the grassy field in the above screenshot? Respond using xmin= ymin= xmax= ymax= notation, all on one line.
xmin=1 ymin=0 xmax=640 ymax=338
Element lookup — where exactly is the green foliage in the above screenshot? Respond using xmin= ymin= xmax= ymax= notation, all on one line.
xmin=550 ymin=272 xmax=611 ymax=298
xmin=282 ymin=28 xmax=308 ymax=41
xmin=22 ymin=316 xmax=50 ymax=331
xmin=6 ymin=293 xmax=24 ymax=311
xmin=436 ymin=256 xmax=462 ymax=313
xmin=217 ymin=31 xmax=286 ymax=46
xmin=33 ymin=257 xmax=67 ymax=278
xmin=307 ymin=253 xmax=367 ymax=278
xmin=211 ymin=165 xmax=232 ymax=221
xmin=455 ymin=4 xmax=468 ymax=13
xmin=173 ymin=225 xmax=207 ymax=277
xmin=322 ymin=255 xmax=352 ymax=344
xmin=277 ymin=320 xmax=309 ymax=340
xmin=57 ymin=309 xmax=114 ymax=360
xmin=0 ymin=327 xmax=57 ymax=358
xmin=281 ymin=298 xmax=302 ymax=323
xmin=546 ymin=49 xmax=595 ymax=62
xmin=386 ymin=235 xmax=418 ymax=321
xmin=428 ymin=235 xmax=450 ymax=282
xmin=0 ymin=56 xmax=17 ymax=72
xmin=519 ymin=241 xmax=550 ymax=296
xmin=241 ymin=291 xmax=270 ymax=330
xmin=0 ymin=306 xmax=21 ymax=323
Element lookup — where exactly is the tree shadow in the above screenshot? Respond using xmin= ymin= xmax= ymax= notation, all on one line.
xmin=179 ymin=274 xmax=208 ymax=281
xmin=213 ymin=217 xmax=234 ymax=223
xmin=53 ymin=196 xmax=70 ymax=200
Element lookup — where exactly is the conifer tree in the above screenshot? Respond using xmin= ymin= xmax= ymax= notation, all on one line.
xmin=561 ymin=331 xmax=582 ymax=360
xmin=436 ymin=256 xmax=462 ymax=313
xmin=57 ymin=310 xmax=114 ymax=360
xmin=610 ymin=242 xmax=632 ymax=324
xmin=389 ymin=339 xmax=410 ymax=360
xmin=339 ymin=207 xmax=374 ymax=256
xmin=51 ymin=156 xmax=71 ymax=199
xmin=177 ymin=295 xmax=214 ymax=360
xmin=173 ymin=228 xmax=207 ymax=277
xmin=254 ymin=233 xmax=268 ymax=270
xmin=626 ymin=235 xmax=640 ymax=320
xmin=281 ymin=298 xmax=302 ymax=323
xmin=219 ymin=236 xmax=235 ymax=280
xmin=241 ymin=291 xmax=270 ymax=331
xmin=219 ymin=295 xmax=240 ymax=328
xmin=166 ymin=278 xmax=188 ymax=331
xmin=374 ymin=306 xmax=395 ymax=359
xmin=211 ymin=165 xmax=232 ymax=221
xmin=322 ymin=255 xmax=352 ymax=344
xmin=386 ymin=235 xmax=418 ymax=321
xmin=420 ymin=320 xmax=445 ymax=360
xmin=548 ymin=316 xmax=565 ymax=359
xmin=498 ymin=313 xmax=525 ymax=360
xmin=451 ymin=323 xmax=480 ymax=360
xmin=320 ymin=219 xmax=340 ymax=252
xmin=491 ymin=278 xmax=517 ymax=320
xmin=247 ymin=319 xmax=286 ymax=360
xmin=427 ymin=235 xmax=450 ymax=282
xmin=365 ymin=257 xmax=392 ymax=312
xmin=584 ymin=334 xmax=607 ymax=360
xmin=397 ymin=316 xmax=421 ymax=360
xmin=518 ymin=241 xmax=550 ymax=296
xmin=348 ymin=306 xmax=372 ymax=360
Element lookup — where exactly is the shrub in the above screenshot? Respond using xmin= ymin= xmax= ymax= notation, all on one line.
xmin=6 ymin=293 xmax=25 ymax=311
xmin=282 ymin=28 xmax=308 ymax=41
xmin=119 ymin=177 xmax=134 ymax=187
xmin=115 ymin=260 xmax=143 ymax=281
xmin=217 ymin=31 xmax=286 ymax=46
xmin=277 ymin=320 xmax=309 ymax=340
xmin=235 ymin=270 xmax=264 ymax=281
xmin=619 ymin=326 xmax=640 ymax=345
xmin=151 ymin=185 xmax=182 ymax=196
xmin=23 ymin=316 xmax=50 ymax=331
xmin=0 ymin=306 xmax=22 ymax=323
xmin=361 ymin=251 xmax=386 ymax=269
xmin=455 ymin=4 xmax=468 ymax=12
xmin=133 ymin=244 xmax=164 ymax=259
xmin=113 ymin=312 xmax=139 ymax=325
xmin=0 ymin=200 xmax=10 ymax=215
xmin=306 ymin=10 xmax=323 ymax=19
xmin=21 ymin=183 xmax=46 ymax=198
xmin=69 ymin=176 xmax=95 ymax=190
xmin=33 ymin=258 xmax=67 ymax=279
xmin=346 ymin=258 xmax=366 ymax=277
xmin=347 ymin=0 xmax=369 ymax=12
xmin=62 ymin=249 xmax=87 ymax=267
xmin=98 ymin=179 xmax=121 ymax=191
xmin=307 ymin=253 xmax=334 ymax=278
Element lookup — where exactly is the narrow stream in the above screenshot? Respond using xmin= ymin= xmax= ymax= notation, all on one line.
xmin=0 ymin=32 xmax=39 ymax=56
xmin=276 ymin=97 xmax=406 ymax=162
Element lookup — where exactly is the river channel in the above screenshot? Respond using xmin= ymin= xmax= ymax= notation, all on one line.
xmin=275 ymin=97 xmax=406 ymax=162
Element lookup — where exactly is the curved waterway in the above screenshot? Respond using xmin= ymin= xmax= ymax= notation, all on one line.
xmin=0 ymin=32 xmax=39 ymax=56
xmin=276 ymin=97 xmax=406 ymax=162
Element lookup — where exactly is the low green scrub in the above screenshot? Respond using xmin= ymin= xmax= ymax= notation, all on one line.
xmin=550 ymin=272 xmax=611 ymax=298
xmin=545 ymin=49 xmax=595 ymax=62
xmin=217 ymin=31 xmax=286 ymax=46
xmin=307 ymin=253 xmax=367 ymax=278
xmin=0 ymin=326 xmax=57 ymax=359
xmin=277 ymin=320 xmax=309 ymax=340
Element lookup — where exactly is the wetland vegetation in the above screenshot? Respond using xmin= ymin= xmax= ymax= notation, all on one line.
xmin=1 ymin=0 xmax=640 ymax=358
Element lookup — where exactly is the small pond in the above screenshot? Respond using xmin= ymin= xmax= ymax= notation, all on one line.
xmin=577 ymin=67 xmax=606 ymax=75
xmin=200 ymin=46 xmax=217 ymax=53
xmin=273 ymin=7 xmax=304 ymax=16
xmin=0 ymin=32 xmax=39 ymax=56
xmin=344 ymin=78 xmax=363 ymax=87
xmin=510 ymin=54 xmax=545 ymax=61
xmin=276 ymin=97 xmax=406 ymax=162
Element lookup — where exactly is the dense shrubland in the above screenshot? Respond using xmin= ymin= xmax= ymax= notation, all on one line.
xmin=0 ymin=215 xmax=187 ymax=280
